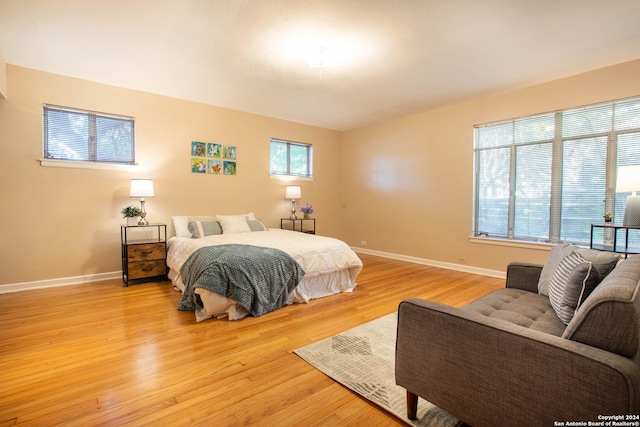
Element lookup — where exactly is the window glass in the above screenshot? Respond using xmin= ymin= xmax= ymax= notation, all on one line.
xmin=514 ymin=144 xmax=552 ymax=239
xmin=474 ymin=97 xmax=640 ymax=245
xmin=43 ymin=105 xmax=135 ymax=164
xmin=476 ymin=122 xmax=512 ymax=148
xmin=270 ymin=138 xmax=313 ymax=177
xmin=514 ymin=114 xmax=554 ymax=144
xmin=560 ymin=137 xmax=607 ymax=243
xmin=476 ymin=147 xmax=510 ymax=236
xmin=616 ymin=132 xmax=640 ymax=247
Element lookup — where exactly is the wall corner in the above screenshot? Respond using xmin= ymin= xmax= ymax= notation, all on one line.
xmin=0 ymin=53 xmax=6 ymax=99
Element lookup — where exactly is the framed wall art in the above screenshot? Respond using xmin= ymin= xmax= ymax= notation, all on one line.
xmin=191 ymin=158 xmax=206 ymax=173
xmin=223 ymin=161 xmax=237 ymax=175
xmin=224 ymin=145 xmax=237 ymax=160
xmin=208 ymin=159 xmax=222 ymax=174
xmin=191 ymin=141 xmax=206 ymax=157
xmin=207 ymin=143 xmax=222 ymax=158
xmin=191 ymin=141 xmax=237 ymax=175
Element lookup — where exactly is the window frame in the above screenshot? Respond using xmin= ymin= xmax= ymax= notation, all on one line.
xmin=473 ymin=96 xmax=640 ymax=246
xmin=42 ymin=104 xmax=136 ymax=166
xmin=269 ymin=138 xmax=313 ymax=178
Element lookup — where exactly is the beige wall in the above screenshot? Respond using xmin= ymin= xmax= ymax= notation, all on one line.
xmin=2 ymin=59 xmax=640 ymax=288
xmin=342 ymin=59 xmax=640 ymax=272
xmin=0 ymin=65 xmax=342 ymax=286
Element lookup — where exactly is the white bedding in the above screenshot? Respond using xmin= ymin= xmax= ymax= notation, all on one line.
xmin=167 ymin=228 xmax=363 ymax=321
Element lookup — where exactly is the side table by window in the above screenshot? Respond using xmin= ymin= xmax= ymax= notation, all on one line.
xmin=280 ymin=218 xmax=316 ymax=234
xmin=121 ymin=223 xmax=167 ymax=286
xmin=590 ymin=223 xmax=640 ymax=258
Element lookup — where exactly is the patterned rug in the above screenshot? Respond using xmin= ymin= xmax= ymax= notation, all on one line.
xmin=294 ymin=313 xmax=460 ymax=427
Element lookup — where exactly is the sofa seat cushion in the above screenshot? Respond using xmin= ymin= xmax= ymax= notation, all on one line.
xmin=464 ymin=288 xmax=566 ymax=336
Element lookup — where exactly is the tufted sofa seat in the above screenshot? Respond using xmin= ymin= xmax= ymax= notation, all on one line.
xmin=395 ymin=254 xmax=640 ymax=427
xmin=464 ymin=288 xmax=566 ymax=336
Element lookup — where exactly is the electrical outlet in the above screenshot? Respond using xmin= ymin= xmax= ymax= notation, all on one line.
xmin=458 ymin=258 xmax=467 ymax=264
xmin=360 ymin=240 xmax=367 ymax=246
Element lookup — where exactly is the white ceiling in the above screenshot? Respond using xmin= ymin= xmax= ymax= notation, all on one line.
xmin=1 ymin=0 xmax=640 ymax=131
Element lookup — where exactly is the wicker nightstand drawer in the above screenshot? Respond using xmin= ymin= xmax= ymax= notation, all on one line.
xmin=127 ymin=243 xmax=165 ymax=262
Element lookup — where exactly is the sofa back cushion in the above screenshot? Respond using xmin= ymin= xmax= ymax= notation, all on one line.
xmin=563 ymin=255 xmax=640 ymax=358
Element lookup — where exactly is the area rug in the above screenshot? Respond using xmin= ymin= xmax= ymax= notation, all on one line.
xmin=294 ymin=313 xmax=460 ymax=427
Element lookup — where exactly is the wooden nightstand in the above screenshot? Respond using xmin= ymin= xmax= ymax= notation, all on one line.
xmin=121 ymin=223 xmax=167 ymax=286
xmin=280 ymin=218 xmax=316 ymax=234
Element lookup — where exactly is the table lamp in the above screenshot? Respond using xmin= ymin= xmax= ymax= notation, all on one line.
xmin=130 ymin=179 xmax=155 ymax=225
xmin=285 ymin=186 xmax=301 ymax=220
xmin=617 ymin=165 xmax=640 ymax=226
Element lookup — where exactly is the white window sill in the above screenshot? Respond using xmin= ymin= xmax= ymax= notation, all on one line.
xmin=469 ymin=236 xmax=554 ymax=252
xmin=38 ymin=159 xmax=139 ymax=172
xmin=269 ymin=174 xmax=314 ymax=182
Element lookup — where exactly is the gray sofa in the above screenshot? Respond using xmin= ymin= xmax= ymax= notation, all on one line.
xmin=395 ymin=252 xmax=640 ymax=426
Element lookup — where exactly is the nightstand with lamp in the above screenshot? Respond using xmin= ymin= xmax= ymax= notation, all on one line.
xmin=121 ymin=179 xmax=167 ymax=286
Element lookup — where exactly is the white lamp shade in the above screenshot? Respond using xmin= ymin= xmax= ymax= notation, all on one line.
xmin=285 ymin=186 xmax=301 ymax=200
xmin=623 ymin=196 xmax=640 ymax=226
xmin=130 ymin=179 xmax=155 ymax=198
xmin=616 ymin=165 xmax=640 ymax=193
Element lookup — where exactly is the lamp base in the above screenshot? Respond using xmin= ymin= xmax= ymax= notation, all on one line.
xmin=623 ymin=196 xmax=640 ymax=226
xmin=290 ymin=200 xmax=297 ymax=220
xmin=138 ymin=200 xmax=148 ymax=225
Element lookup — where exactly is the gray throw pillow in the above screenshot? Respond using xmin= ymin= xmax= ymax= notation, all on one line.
xmin=548 ymin=251 xmax=601 ymax=325
xmin=538 ymin=244 xmax=620 ymax=295
xmin=247 ymin=219 xmax=267 ymax=232
xmin=573 ymin=247 xmax=620 ymax=278
xmin=538 ymin=244 xmax=572 ymax=296
xmin=188 ymin=220 xmax=222 ymax=238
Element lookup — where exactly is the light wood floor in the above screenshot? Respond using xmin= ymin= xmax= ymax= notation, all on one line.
xmin=0 ymin=254 xmax=503 ymax=426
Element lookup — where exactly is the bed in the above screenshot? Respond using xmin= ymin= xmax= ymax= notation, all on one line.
xmin=167 ymin=214 xmax=363 ymax=321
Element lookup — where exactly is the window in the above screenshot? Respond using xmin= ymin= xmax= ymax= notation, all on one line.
xmin=43 ymin=105 xmax=135 ymax=164
xmin=474 ymin=96 xmax=640 ymax=246
xmin=270 ymin=138 xmax=313 ymax=177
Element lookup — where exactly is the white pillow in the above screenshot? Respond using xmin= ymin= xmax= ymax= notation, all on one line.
xmin=217 ymin=215 xmax=251 ymax=233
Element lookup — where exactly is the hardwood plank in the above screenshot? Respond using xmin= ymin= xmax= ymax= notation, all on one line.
xmin=0 ymin=254 xmax=503 ymax=426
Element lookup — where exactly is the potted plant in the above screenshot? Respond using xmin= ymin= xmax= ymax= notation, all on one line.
xmin=121 ymin=205 xmax=143 ymax=226
xmin=300 ymin=203 xmax=314 ymax=219
xmin=604 ymin=212 xmax=613 ymax=223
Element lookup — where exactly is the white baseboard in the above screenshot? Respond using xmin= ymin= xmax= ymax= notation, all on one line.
xmin=352 ymin=247 xmax=506 ymax=279
xmin=0 ymin=248 xmax=505 ymax=294
xmin=0 ymin=271 xmax=122 ymax=294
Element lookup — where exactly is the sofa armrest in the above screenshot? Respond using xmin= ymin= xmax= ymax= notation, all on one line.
xmin=505 ymin=262 xmax=542 ymax=293
xmin=395 ymin=298 xmax=640 ymax=426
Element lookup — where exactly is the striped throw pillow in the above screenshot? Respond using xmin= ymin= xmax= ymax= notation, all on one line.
xmin=548 ymin=251 xmax=601 ymax=325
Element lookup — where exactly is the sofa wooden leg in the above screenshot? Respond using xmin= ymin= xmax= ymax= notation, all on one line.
xmin=406 ymin=390 xmax=418 ymax=420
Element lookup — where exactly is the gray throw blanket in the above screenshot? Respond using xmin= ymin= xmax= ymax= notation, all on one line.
xmin=178 ymin=244 xmax=305 ymax=317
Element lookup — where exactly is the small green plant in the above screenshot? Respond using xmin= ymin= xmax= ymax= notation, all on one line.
xmin=604 ymin=212 xmax=613 ymax=222
xmin=121 ymin=205 xmax=143 ymax=218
